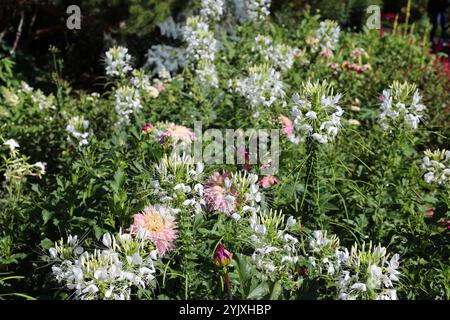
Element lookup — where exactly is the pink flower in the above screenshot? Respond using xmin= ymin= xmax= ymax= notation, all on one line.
xmin=204 ymin=172 xmax=238 ymax=215
xmin=159 ymin=124 xmax=195 ymax=147
xmin=130 ymin=205 xmax=177 ymax=255
xmin=259 ymin=175 xmax=279 ymax=189
xmin=142 ymin=124 xmax=154 ymax=134
xmin=154 ymin=83 xmax=166 ymax=94
xmin=213 ymin=242 xmax=233 ymax=268
xmin=278 ymin=115 xmax=294 ymax=136
xmin=425 ymin=208 xmax=435 ymax=218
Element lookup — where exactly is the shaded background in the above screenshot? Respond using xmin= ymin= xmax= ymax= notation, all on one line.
xmin=0 ymin=0 xmax=443 ymax=90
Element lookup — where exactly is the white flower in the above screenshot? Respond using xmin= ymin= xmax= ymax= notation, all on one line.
xmin=102 ymin=234 xmax=112 ymax=248
xmin=114 ymin=86 xmax=142 ymax=127
xmin=350 ymin=283 xmax=367 ymax=292
xmin=421 ymin=149 xmax=450 ymax=185
xmin=234 ymin=65 xmax=285 ymax=109
xmin=379 ymin=81 xmax=425 ymax=130
xmin=200 ymin=0 xmax=224 ymax=21
xmin=286 ymin=216 xmax=296 ymax=228
xmin=105 ymin=46 xmax=133 ymax=77
xmin=290 ymin=81 xmax=344 ymax=144
xmin=231 ymin=213 xmax=241 ymax=220
xmin=49 ymin=247 xmax=58 ymax=259
xmin=252 ymin=34 xmax=300 ymax=71
xmin=66 ymin=116 xmax=90 ymax=147
xmin=315 ymin=20 xmax=341 ymax=52
xmin=33 ymin=162 xmax=47 ymax=175
xmin=232 ymin=0 xmax=271 ymax=23
xmin=3 ymin=139 xmax=19 ymax=151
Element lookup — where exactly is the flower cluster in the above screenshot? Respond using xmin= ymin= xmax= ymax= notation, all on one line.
xmin=2 ymin=138 xmax=46 ymax=189
xmin=183 ymin=16 xmax=217 ymax=63
xmin=131 ymin=69 xmax=157 ymax=96
xmin=150 ymin=122 xmax=196 ymax=149
xmin=308 ymin=231 xmax=401 ymax=300
xmin=150 ymin=153 xmax=205 ymax=215
xmin=233 ymin=65 xmax=285 ymax=110
xmin=203 ymin=171 xmax=262 ymax=217
xmin=66 ymin=116 xmax=90 ymax=147
xmin=314 ymin=20 xmax=341 ymax=56
xmin=379 ymin=81 xmax=426 ymax=130
xmin=289 ymin=81 xmax=344 ymax=144
xmin=342 ymin=48 xmax=371 ymax=73
xmin=200 ymin=0 xmax=224 ymax=21
xmin=105 ymin=46 xmax=133 ymax=78
xmin=248 ymin=210 xmax=299 ymax=278
xmin=421 ymin=149 xmax=450 ymax=185
xmin=114 ymin=86 xmax=142 ymax=127
xmin=233 ymin=0 xmax=271 ymax=23
xmin=1 ymin=82 xmax=56 ymax=111
xmin=130 ymin=205 xmax=178 ymax=255
xmin=252 ymin=35 xmax=300 ymax=71
xmin=48 ymin=232 xmax=158 ymax=300
xmin=183 ymin=16 xmax=219 ymax=87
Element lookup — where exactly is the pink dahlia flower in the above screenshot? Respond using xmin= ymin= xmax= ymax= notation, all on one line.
xmin=160 ymin=124 xmax=195 ymax=147
xmin=130 ymin=206 xmax=177 ymax=255
xmin=204 ymin=172 xmax=238 ymax=215
xmin=259 ymin=175 xmax=279 ymax=189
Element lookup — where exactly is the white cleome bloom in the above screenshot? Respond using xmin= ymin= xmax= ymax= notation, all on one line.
xmin=290 ymin=81 xmax=344 ymax=144
xmin=233 ymin=65 xmax=285 ymax=109
xmin=379 ymin=81 xmax=426 ymax=131
xmin=3 ymin=139 xmax=19 ymax=151
xmin=105 ymin=46 xmax=133 ymax=77
xmin=421 ymin=149 xmax=450 ymax=185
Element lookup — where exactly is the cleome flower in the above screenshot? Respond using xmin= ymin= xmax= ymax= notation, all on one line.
xmin=183 ymin=16 xmax=217 ymax=63
xmin=421 ymin=149 xmax=450 ymax=185
xmin=203 ymin=171 xmax=262 ymax=216
xmin=289 ymin=81 xmax=344 ymax=144
xmin=307 ymin=231 xmax=401 ymax=300
xmin=379 ymin=81 xmax=426 ymax=131
xmin=204 ymin=171 xmax=238 ymax=215
xmin=312 ymin=20 xmax=341 ymax=56
xmin=105 ymin=46 xmax=133 ymax=78
xmin=48 ymin=231 xmax=158 ymax=300
xmin=252 ymin=35 xmax=300 ymax=71
xmin=66 ymin=116 xmax=90 ymax=147
xmin=200 ymin=0 xmax=224 ymax=21
xmin=248 ymin=210 xmax=300 ymax=278
xmin=130 ymin=205 xmax=178 ymax=256
xmin=233 ymin=64 xmax=285 ymax=110
xmin=3 ymin=139 xmax=20 ymax=151
xmin=235 ymin=0 xmax=272 ymax=23
xmin=114 ymin=86 xmax=142 ymax=127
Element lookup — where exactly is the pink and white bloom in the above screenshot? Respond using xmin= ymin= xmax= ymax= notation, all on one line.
xmin=203 ymin=172 xmax=238 ymax=215
xmin=259 ymin=175 xmax=279 ymax=189
xmin=130 ymin=205 xmax=177 ymax=255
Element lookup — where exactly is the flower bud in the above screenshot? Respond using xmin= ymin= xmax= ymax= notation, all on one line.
xmin=213 ymin=242 xmax=233 ymax=268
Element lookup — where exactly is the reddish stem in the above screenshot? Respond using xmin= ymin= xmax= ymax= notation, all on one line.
xmin=224 ymin=271 xmax=233 ymax=300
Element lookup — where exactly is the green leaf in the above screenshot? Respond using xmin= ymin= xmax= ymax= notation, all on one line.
xmin=40 ymin=238 xmax=54 ymax=250
xmin=42 ymin=210 xmax=53 ymax=225
xmin=247 ymin=282 xmax=270 ymax=300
